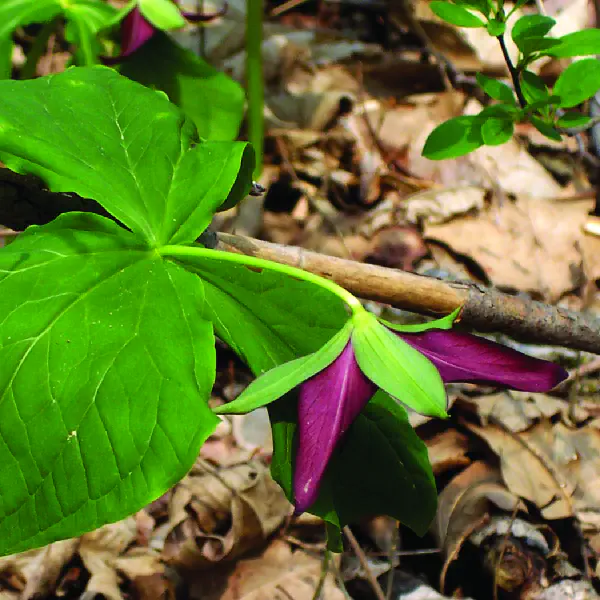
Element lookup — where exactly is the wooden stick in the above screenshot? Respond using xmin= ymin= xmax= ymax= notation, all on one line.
xmin=217 ymin=233 xmax=600 ymax=354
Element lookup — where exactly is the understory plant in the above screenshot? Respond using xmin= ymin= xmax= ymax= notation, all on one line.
xmin=0 ymin=66 xmax=568 ymax=556
xmin=424 ymin=0 xmax=600 ymax=157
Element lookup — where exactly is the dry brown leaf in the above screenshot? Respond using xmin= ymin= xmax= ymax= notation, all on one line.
xmin=434 ymin=461 xmax=523 ymax=559
xmin=163 ymin=460 xmax=290 ymax=569
xmin=459 ymin=391 xmax=567 ymax=432
xmin=197 ymin=540 xmax=344 ymax=600
xmin=404 ymin=186 xmax=486 ymax=225
xmin=466 ymin=420 xmax=574 ymax=519
xmin=425 ymin=197 xmax=594 ymax=300
xmin=426 ymin=429 xmax=471 ymax=475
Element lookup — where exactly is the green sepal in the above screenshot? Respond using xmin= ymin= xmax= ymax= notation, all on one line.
xmin=382 ymin=307 xmax=461 ymax=334
xmin=213 ymin=320 xmax=354 ymax=415
xmin=138 ymin=0 xmax=185 ymax=30
xmin=351 ymin=313 xmax=448 ymax=417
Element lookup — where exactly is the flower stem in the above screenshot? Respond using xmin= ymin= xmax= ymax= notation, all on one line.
xmin=246 ymin=0 xmax=264 ymax=177
xmin=497 ymin=34 xmax=527 ymax=108
xmin=159 ymin=244 xmax=364 ymax=314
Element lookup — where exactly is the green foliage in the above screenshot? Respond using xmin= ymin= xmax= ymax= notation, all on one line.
xmin=423 ymin=0 xmax=600 ymax=160
xmin=0 ymin=0 xmax=116 ymax=77
xmin=138 ymin=0 xmax=185 ymax=29
xmin=422 ymin=116 xmax=484 ymax=159
xmin=0 ymin=66 xmax=440 ymax=554
xmin=118 ymin=32 xmax=245 ymax=141
xmin=554 ymin=58 xmax=600 ymax=108
xmin=430 ymin=1 xmax=486 ymax=27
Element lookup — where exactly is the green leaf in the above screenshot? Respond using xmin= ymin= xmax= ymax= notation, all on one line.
xmin=518 ymin=36 xmax=561 ymax=57
xmin=138 ymin=0 xmax=185 ymax=29
xmin=383 ymin=307 xmax=461 ymax=334
xmin=422 ymin=116 xmax=484 ymax=160
xmin=213 ymin=321 xmax=353 ymax=414
xmin=351 ymin=312 xmax=447 ymax=417
xmin=554 ymin=58 xmax=600 ymax=108
xmin=547 ymin=29 xmax=600 ymax=58
xmin=0 ymin=0 xmax=62 ymax=80
xmin=530 ymin=115 xmax=562 ymax=141
xmin=119 ymin=32 xmax=245 ymax=141
xmin=486 ymin=19 xmax=506 ymax=36
xmin=63 ymin=1 xmax=117 ymax=66
xmin=511 ymin=14 xmax=556 ymax=49
xmin=476 ymin=73 xmax=516 ymax=105
xmin=556 ymin=112 xmax=592 ymax=128
xmin=481 ymin=116 xmax=514 ymax=145
xmin=0 ymin=67 xmax=252 ymax=246
xmin=453 ymin=0 xmax=492 ymax=16
xmin=521 ymin=70 xmax=550 ymax=104
xmin=429 ymin=1 xmax=485 ymax=27
xmin=276 ymin=391 xmax=438 ymax=539
xmin=0 ymin=213 xmax=218 ymax=555
xmin=328 ymin=391 xmax=438 ymax=535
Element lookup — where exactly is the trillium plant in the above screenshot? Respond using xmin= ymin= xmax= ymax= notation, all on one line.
xmin=0 ymin=66 xmax=568 ymax=555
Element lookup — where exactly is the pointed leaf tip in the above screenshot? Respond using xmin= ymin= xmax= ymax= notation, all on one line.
xmin=294 ymin=342 xmax=376 ymax=513
xmin=399 ymin=329 xmax=568 ymax=392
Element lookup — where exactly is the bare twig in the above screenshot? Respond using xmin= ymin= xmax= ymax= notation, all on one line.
xmin=217 ymin=233 xmax=600 ymax=354
xmin=344 ymin=526 xmax=387 ymax=600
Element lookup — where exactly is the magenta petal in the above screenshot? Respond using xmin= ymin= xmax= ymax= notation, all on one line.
xmin=108 ymin=7 xmax=157 ymax=61
xmin=294 ymin=342 xmax=376 ymax=513
xmin=398 ymin=330 xmax=568 ymax=392
xmin=181 ymin=1 xmax=228 ymax=22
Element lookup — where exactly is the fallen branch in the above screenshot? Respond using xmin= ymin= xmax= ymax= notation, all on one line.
xmin=217 ymin=233 xmax=600 ymax=355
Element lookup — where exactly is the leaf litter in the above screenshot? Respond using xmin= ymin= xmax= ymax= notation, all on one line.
xmin=7 ymin=0 xmax=600 ymax=598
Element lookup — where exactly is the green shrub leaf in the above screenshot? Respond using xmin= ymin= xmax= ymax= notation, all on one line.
xmin=476 ymin=73 xmax=516 ymax=105
xmin=481 ymin=116 xmax=515 ymax=145
xmin=521 ymin=70 xmax=551 ymax=104
xmin=530 ymin=115 xmax=562 ymax=141
xmin=556 ymin=112 xmax=592 ymax=128
xmin=430 ymin=1 xmax=485 ymax=27
xmin=511 ymin=14 xmax=556 ymax=48
xmin=548 ymin=29 xmax=600 ymax=58
xmin=554 ymin=58 xmax=600 ymax=108
xmin=422 ymin=116 xmax=484 ymax=160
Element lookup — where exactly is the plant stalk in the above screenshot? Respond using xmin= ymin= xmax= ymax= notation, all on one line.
xmin=246 ymin=0 xmax=264 ymax=177
xmin=159 ymin=244 xmax=365 ymax=315
xmin=21 ymin=17 xmax=59 ymax=80
xmin=497 ymin=34 xmax=527 ymax=108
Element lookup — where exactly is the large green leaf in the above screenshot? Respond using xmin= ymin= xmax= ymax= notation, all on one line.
xmin=177 ymin=255 xmax=439 ymax=536
xmin=429 ymin=2 xmax=485 ymax=27
xmin=119 ymin=32 xmax=245 ymax=141
xmin=138 ymin=0 xmax=185 ymax=30
xmin=422 ymin=116 xmax=484 ymax=160
xmin=0 ymin=67 xmax=252 ymax=245
xmin=0 ymin=212 xmax=219 ymax=555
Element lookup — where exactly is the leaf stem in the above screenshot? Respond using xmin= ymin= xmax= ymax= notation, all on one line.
xmin=159 ymin=244 xmax=365 ymax=314
xmin=497 ymin=34 xmax=527 ymax=108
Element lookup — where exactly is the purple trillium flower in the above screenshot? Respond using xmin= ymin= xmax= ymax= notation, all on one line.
xmin=294 ymin=324 xmax=568 ymax=513
xmin=105 ymin=1 xmax=227 ymax=62
xmin=215 ymin=310 xmax=568 ymax=514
